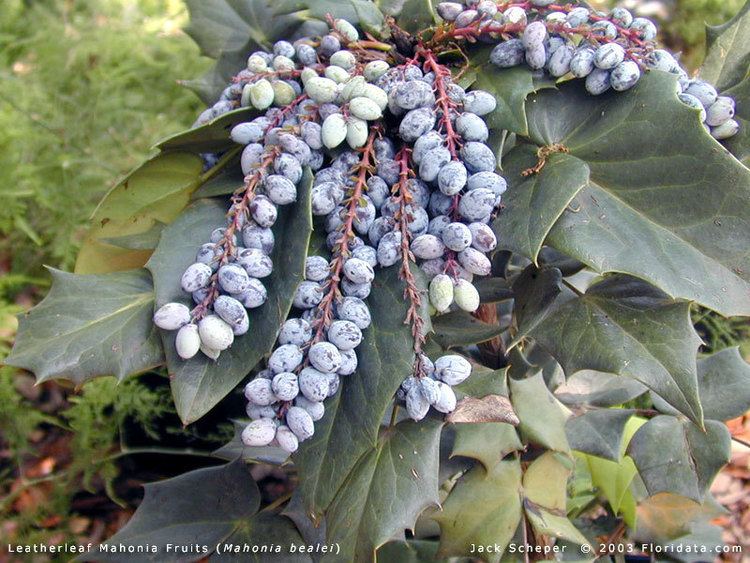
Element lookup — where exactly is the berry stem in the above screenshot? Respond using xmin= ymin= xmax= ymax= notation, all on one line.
xmin=393 ymin=147 xmax=428 ymax=374
xmin=309 ymin=126 xmax=381 ymax=344
xmin=191 ymin=148 xmax=279 ymax=321
xmin=419 ymin=48 xmax=462 ymax=160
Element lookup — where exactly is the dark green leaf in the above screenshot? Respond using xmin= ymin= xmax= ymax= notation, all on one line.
xmin=183 ymin=0 xmax=325 ymax=103
xmin=474 ymin=277 xmax=513 ymax=303
xmin=273 ymin=0 xmax=385 ymax=35
xmin=521 ymin=73 xmax=750 ymax=317
xmin=76 ymin=151 xmax=205 ymax=274
xmin=377 ymin=540 xmax=448 ymax=563
xmin=537 ymin=247 xmax=586 ymax=277
xmin=566 ymin=409 xmax=635 ymax=462
xmin=696 ymin=346 xmax=750 ymax=421
xmin=192 ymin=160 xmax=245 ymax=200
xmin=473 ymin=63 xmax=547 ymax=136
xmin=6 ymin=269 xmax=163 ymax=384
xmin=101 ymin=222 xmax=166 ymax=251
xmin=511 ymin=265 xmax=563 ymax=343
xmin=554 ymin=370 xmax=646 ymax=408
xmin=451 ymin=422 xmax=522 ymax=471
xmin=453 ymin=364 xmax=507 ymax=398
xmin=320 ymin=419 xmax=442 ymax=562
xmin=493 ymin=147 xmax=589 ymax=263
xmin=628 ymin=416 xmax=731 ymax=503
xmin=723 ymin=76 xmax=750 ymax=167
xmin=700 ymin=0 xmax=750 ymax=92
xmin=214 ymin=511 xmax=312 ymax=562
xmin=434 ymin=459 xmax=522 ymax=562
xmin=293 ymin=265 xmax=429 ymax=519
xmin=87 ymin=461 xmax=259 ymax=562
xmin=148 ymin=171 xmax=312 ymax=424
xmin=158 ymin=110 xmax=254 ymax=153
xmin=431 ymin=311 xmax=502 ymax=348
xmin=515 ymin=272 xmax=704 ymax=425
xmin=376 ymin=0 xmax=437 ymax=33
xmin=508 ymin=372 xmax=569 ymax=452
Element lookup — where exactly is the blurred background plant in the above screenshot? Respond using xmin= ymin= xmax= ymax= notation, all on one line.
xmin=0 ymin=0 xmax=747 ymax=557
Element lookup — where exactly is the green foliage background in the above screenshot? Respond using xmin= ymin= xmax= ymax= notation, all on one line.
xmin=0 ymin=0 xmax=748 ymax=554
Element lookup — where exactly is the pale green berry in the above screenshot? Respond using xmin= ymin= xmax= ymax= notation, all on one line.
xmin=200 ymin=344 xmax=221 ymax=361
xmin=272 ymin=80 xmax=296 ymax=106
xmin=175 ymin=323 xmax=201 ymax=360
xmin=272 ymin=55 xmax=295 ymax=71
xmin=330 ymin=50 xmax=356 ymax=70
xmin=248 ymin=79 xmax=274 ymax=110
xmin=300 ymin=67 xmax=318 ymax=85
xmin=325 ymin=65 xmax=350 ymax=83
xmin=198 ymin=314 xmax=235 ymax=351
xmin=241 ymin=418 xmax=276 ymax=446
xmin=364 ymin=60 xmax=389 ymax=82
xmin=322 ymin=113 xmax=348 ymax=148
xmin=305 ymin=76 xmax=338 ymax=103
xmin=349 ymin=96 xmax=382 ymax=120
xmin=334 ymin=18 xmax=359 ymax=42
xmin=347 ymin=117 xmax=369 ymax=148
xmin=363 ymin=84 xmax=388 ymax=111
xmin=430 ymin=274 xmax=454 ymax=313
xmin=342 ymin=76 xmax=367 ymax=101
xmin=453 ymin=279 xmax=480 ymax=312
xmin=246 ymin=54 xmax=268 ymax=73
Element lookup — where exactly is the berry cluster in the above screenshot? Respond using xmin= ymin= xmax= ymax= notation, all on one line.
xmin=436 ymin=0 xmax=739 ymax=139
xmin=153 ymin=2 xmax=742 ymax=453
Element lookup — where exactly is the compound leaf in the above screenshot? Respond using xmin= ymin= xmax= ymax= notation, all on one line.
xmin=322 ymin=419 xmax=443 ymax=562
xmin=515 ymin=271 xmax=704 ymax=425
xmin=516 ymin=73 xmax=750 ymax=317
xmin=87 ymin=461 xmax=259 ymax=562
xmin=628 ymin=416 xmax=731 ymax=503
xmin=6 ymin=268 xmax=163 ymax=384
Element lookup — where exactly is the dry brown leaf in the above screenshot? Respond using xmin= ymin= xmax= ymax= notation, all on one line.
xmin=446 ymin=394 xmax=519 ymax=425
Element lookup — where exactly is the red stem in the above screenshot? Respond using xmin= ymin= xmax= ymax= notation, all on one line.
xmin=420 ymin=49 xmax=462 ymax=159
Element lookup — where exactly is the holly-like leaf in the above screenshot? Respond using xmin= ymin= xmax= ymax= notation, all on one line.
xmin=473 ymin=64 xmax=550 ymax=136
xmin=192 ymin=159 xmax=246 ymax=199
xmin=508 ymin=372 xmax=570 ymax=452
xmin=474 ymin=277 xmax=513 ymax=303
xmin=6 ymin=269 xmax=163 ymax=384
xmin=293 ymin=265 xmax=429 ymax=519
xmin=377 ymin=540 xmax=445 ymax=563
xmin=493 ymin=147 xmax=590 ymax=263
xmin=450 ymin=422 xmax=522 ymax=471
xmin=555 ymin=370 xmax=647 ymax=408
xmin=515 ymin=270 xmax=704 ymax=425
xmin=627 ymin=416 xmax=731 ymax=503
xmin=580 ymin=416 xmax=646 ymax=529
xmin=214 ymin=512 xmax=312 ymax=562
xmin=183 ymin=0 xmax=325 ymax=104
xmin=158 ymin=109 xmax=254 ymax=153
xmin=376 ymin=0 xmax=437 ymax=33
xmin=434 ymin=459 xmax=523 ymax=562
xmin=723 ymin=76 xmax=750 ymax=167
xmin=101 ymin=222 xmax=166 ymax=250
xmin=512 ymin=72 xmax=750 ymax=317
xmin=321 ymin=419 xmax=442 ymax=562
xmin=431 ymin=311 xmax=502 ymax=348
xmin=148 ymin=171 xmax=312 ymax=425
xmin=75 ymin=151 xmax=205 ymax=274
xmin=86 ymin=461 xmax=259 ymax=562
xmin=634 ymin=493 xmax=705 ymax=542
xmin=523 ymin=452 xmax=589 ymax=547
xmin=273 ymin=0 xmax=385 ymax=35
xmin=453 ymin=364 xmax=507 ymax=398
xmin=700 ymin=0 xmax=750 ymax=92
xmin=566 ymin=409 xmax=634 ymax=462
xmin=696 ymin=347 xmax=750 ymax=421
xmin=511 ymin=265 xmax=563 ymax=344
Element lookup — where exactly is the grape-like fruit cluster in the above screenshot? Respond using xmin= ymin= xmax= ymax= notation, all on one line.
xmin=438 ymin=0 xmax=739 ymax=139
xmin=153 ymin=2 xmax=739 ymax=452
